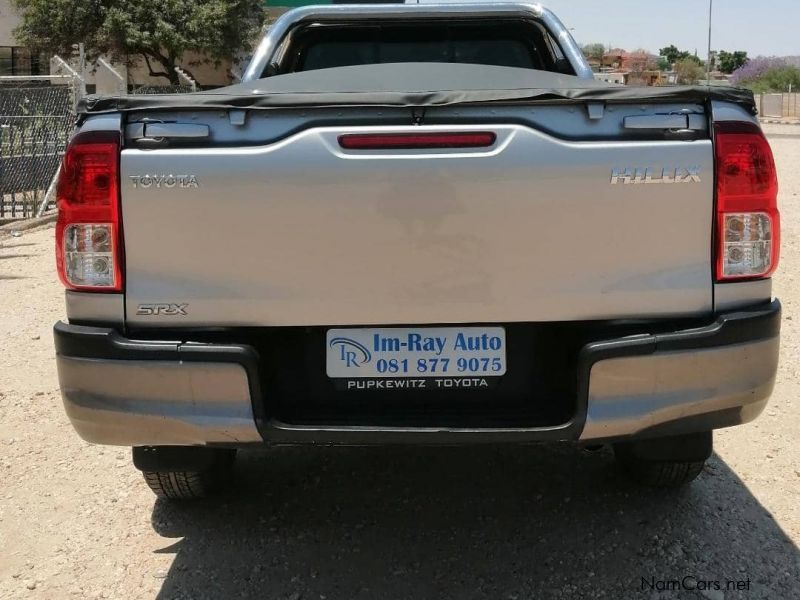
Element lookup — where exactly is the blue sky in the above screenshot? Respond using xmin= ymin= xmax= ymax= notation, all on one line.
xmin=543 ymin=0 xmax=798 ymax=57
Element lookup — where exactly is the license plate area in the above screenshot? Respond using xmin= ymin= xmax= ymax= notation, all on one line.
xmin=326 ymin=326 xmax=507 ymax=380
xmin=248 ymin=322 xmax=580 ymax=428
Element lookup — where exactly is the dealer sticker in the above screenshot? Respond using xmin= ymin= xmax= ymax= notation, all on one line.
xmin=326 ymin=327 xmax=506 ymax=379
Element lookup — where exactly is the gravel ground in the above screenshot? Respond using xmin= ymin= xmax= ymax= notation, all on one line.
xmin=1 ymin=128 xmax=799 ymax=600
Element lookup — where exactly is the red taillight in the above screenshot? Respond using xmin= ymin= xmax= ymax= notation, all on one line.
xmin=338 ymin=131 xmax=497 ymax=150
xmin=714 ymin=121 xmax=779 ymax=282
xmin=56 ymin=130 xmax=123 ymax=292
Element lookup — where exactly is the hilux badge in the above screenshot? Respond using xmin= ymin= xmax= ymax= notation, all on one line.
xmin=611 ymin=167 xmax=701 ymax=185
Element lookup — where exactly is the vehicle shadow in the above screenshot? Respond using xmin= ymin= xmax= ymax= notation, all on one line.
xmin=151 ymin=445 xmax=798 ymax=600
xmin=0 ymin=253 xmax=33 ymax=259
xmin=0 ymin=241 xmax=37 ymax=248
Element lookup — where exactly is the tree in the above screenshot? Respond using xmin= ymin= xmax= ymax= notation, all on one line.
xmin=756 ymin=66 xmax=800 ymax=92
xmin=659 ymin=45 xmax=705 ymax=69
xmin=625 ymin=49 xmax=657 ymax=74
xmin=731 ymin=57 xmax=800 ymax=92
xmin=582 ymin=43 xmax=606 ymax=63
xmin=731 ymin=57 xmax=787 ymax=87
xmin=10 ymin=0 xmax=105 ymax=58
xmin=675 ymin=57 xmax=705 ymax=85
xmin=717 ymin=50 xmax=749 ymax=74
xmin=659 ymin=45 xmax=692 ymax=65
xmin=685 ymin=54 xmax=704 ymax=67
xmin=660 ymin=45 xmax=681 ymax=64
xmin=12 ymin=0 xmax=266 ymax=85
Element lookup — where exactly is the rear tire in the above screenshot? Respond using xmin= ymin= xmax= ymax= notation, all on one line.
xmin=613 ymin=431 xmax=712 ymax=488
xmin=135 ymin=447 xmax=236 ymax=500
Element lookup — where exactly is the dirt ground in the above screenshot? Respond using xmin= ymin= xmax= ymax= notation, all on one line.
xmin=1 ymin=128 xmax=799 ymax=600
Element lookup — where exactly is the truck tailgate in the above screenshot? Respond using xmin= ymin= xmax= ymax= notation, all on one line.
xmin=121 ymin=124 xmax=714 ymax=327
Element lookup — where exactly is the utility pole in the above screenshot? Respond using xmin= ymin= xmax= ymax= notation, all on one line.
xmin=78 ymin=42 xmax=86 ymax=95
xmin=71 ymin=42 xmax=87 ymax=97
xmin=706 ymin=0 xmax=713 ymax=85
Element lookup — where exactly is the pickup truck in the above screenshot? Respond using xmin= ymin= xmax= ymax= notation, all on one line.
xmin=53 ymin=2 xmax=781 ymax=500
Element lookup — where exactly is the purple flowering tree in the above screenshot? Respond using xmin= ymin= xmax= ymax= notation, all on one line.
xmin=730 ymin=57 xmax=786 ymax=86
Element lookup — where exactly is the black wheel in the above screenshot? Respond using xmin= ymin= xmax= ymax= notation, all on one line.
xmin=613 ymin=431 xmax=712 ymax=488
xmin=134 ymin=447 xmax=236 ymax=500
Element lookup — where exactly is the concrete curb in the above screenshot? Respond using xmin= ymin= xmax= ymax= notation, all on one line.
xmin=0 ymin=212 xmax=57 ymax=234
xmin=760 ymin=119 xmax=800 ymax=125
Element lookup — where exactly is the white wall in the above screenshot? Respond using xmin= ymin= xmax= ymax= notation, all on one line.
xmin=0 ymin=0 xmax=21 ymax=46
xmin=51 ymin=53 xmax=236 ymax=90
xmin=125 ymin=52 xmax=234 ymax=88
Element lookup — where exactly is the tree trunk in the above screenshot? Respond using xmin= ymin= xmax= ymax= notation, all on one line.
xmin=163 ymin=56 xmax=180 ymax=86
xmin=142 ymin=51 xmax=180 ymax=85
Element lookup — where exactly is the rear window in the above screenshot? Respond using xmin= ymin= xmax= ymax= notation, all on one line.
xmin=271 ymin=21 xmax=574 ymax=76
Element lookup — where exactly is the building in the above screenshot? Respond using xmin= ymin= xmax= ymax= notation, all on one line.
xmin=601 ymin=49 xmax=627 ymax=70
xmin=595 ymin=72 xmax=626 ymax=85
xmin=595 ymin=70 xmax=665 ymax=86
xmin=594 ymin=47 xmax=666 ymax=87
xmin=0 ymin=0 xmax=49 ymax=76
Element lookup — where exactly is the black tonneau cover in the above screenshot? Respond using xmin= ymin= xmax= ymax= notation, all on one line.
xmin=80 ymin=63 xmax=756 ymax=115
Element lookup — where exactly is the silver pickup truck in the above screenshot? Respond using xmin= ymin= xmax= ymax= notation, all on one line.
xmin=53 ymin=3 xmax=781 ymax=499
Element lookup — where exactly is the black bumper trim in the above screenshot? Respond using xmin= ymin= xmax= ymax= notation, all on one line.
xmin=576 ymin=300 xmax=780 ymax=368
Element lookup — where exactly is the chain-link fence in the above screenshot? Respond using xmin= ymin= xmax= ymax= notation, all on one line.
xmin=0 ymin=77 xmax=77 ymax=222
xmin=1 ymin=61 xmax=201 ymax=223
xmin=131 ymin=84 xmax=194 ymax=95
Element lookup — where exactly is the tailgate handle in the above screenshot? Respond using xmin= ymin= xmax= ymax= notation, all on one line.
xmin=127 ymin=122 xmax=210 ymax=142
xmin=623 ymin=114 xmax=704 ymax=131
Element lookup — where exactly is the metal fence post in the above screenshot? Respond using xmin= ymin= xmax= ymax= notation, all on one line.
xmin=51 ymin=55 xmax=85 ymax=109
xmin=36 ymin=163 xmax=61 ymax=217
xmin=97 ymin=57 xmax=127 ymax=96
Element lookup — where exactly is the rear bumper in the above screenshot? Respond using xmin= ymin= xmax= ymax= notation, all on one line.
xmin=578 ymin=300 xmax=780 ymax=442
xmin=54 ymin=300 xmax=780 ymax=446
xmin=54 ymin=325 xmax=263 ymax=446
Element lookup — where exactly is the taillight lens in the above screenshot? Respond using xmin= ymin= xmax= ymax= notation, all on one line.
xmin=715 ymin=122 xmax=779 ymax=281
xmin=56 ymin=131 xmax=123 ymax=291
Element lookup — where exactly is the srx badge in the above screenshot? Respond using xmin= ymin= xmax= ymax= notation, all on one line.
xmin=136 ymin=303 xmax=188 ymax=316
